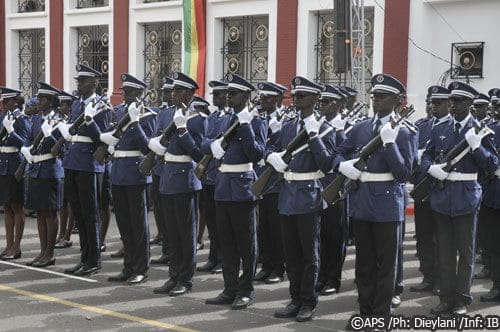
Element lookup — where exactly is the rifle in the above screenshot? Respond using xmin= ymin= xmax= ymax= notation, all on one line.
xmin=93 ymin=93 xmax=150 ymax=163
xmin=15 ymin=113 xmax=58 ymax=181
xmin=250 ymin=128 xmax=309 ymax=197
xmin=0 ymin=111 xmax=13 ymax=142
xmin=138 ymin=97 xmax=195 ymax=176
xmin=50 ymin=95 xmax=107 ymax=157
xmin=193 ymin=96 xmax=260 ymax=180
xmin=410 ymin=124 xmax=494 ymax=203
xmin=321 ymin=105 xmax=415 ymax=205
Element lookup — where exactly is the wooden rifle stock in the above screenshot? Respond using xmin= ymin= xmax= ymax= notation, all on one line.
xmin=250 ymin=129 xmax=309 ymax=197
xmin=194 ymin=120 xmax=239 ymax=180
xmin=94 ymin=94 xmax=149 ymax=163
xmin=139 ymin=98 xmax=194 ymax=176
xmin=410 ymin=124 xmax=492 ymax=202
xmin=321 ymin=105 xmax=414 ymax=205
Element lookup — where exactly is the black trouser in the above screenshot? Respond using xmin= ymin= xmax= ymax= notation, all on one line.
xmin=319 ymin=200 xmax=346 ymax=289
xmin=199 ymin=185 xmax=220 ymax=264
xmin=64 ymin=169 xmax=101 ymax=268
xmin=258 ymin=193 xmax=284 ymax=276
xmin=151 ymin=174 xmax=169 ymax=256
xmin=354 ymin=219 xmax=399 ymax=318
xmin=484 ymin=205 xmax=500 ymax=289
xmin=395 ymin=220 xmax=405 ymax=296
xmin=433 ymin=211 xmax=476 ymax=305
xmin=281 ymin=212 xmax=320 ymax=308
xmin=414 ymin=201 xmax=439 ymax=284
xmin=112 ymin=184 xmax=150 ymax=276
xmin=162 ymin=192 xmax=197 ymax=288
xmin=477 ymin=203 xmax=491 ymax=269
xmin=216 ymin=200 xmax=257 ymax=298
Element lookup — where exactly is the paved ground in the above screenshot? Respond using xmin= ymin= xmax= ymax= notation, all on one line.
xmin=1 ymin=212 xmax=499 ymax=332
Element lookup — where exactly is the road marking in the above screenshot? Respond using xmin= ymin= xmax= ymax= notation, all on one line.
xmin=0 ymin=284 xmax=199 ymax=332
xmin=0 ymin=260 xmax=98 ymax=283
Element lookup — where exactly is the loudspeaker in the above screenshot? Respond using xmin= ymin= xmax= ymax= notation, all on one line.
xmin=334 ymin=0 xmax=351 ymax=73
xmin=451 ymin=42 xmax=484 ymax=79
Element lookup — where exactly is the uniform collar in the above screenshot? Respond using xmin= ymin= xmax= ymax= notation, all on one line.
xmin=433 ymin=114 xmax=451 ymax=126
xmin=373 ymin=111 xmax=394 ymax=127
xmin=453 ymin=113 xmax=471 ymax=129
xmin=80 ymin=93 xmax=97 ymax=106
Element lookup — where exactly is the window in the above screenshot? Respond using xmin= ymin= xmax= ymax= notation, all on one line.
xmin=143 ymin=0 xmax=171 ymax=3
xmin=221 ymin=15 xmax=269 ymax=83
xmin=18 ymin=0 xmax=45 ymax=13
xmin=76 ymin=25 xmax=109 ymax=95
xmin=19 ymin=29 xmax=45 ymax=97
xmin=143 ymin=22 xmax=182 ymax=106
xmin=315 ymin=8 xmax=374 ymax=91
xmin=76 ymin=0 xmax=109 ymax=9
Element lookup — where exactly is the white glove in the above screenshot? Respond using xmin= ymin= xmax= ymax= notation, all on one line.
xmin=41 ymin=120 xmax=53 ymax=138
xmin=20 ymin=146 xmax=33 ymax=164
xmin=128 ymin=102 xmax=142 ymax=123
xmin=57 ymin=123 xmax=72 ymax=141
xmin=338 ymin=158 xmax=362 ymax=180
xmin=268 ymin=117 xmax=282 ymax=134
xmin=2 ymin=116 xmax=14 ymax=133
xmin=266 ymin=151 xmax=288 ymax=173
xmin=304 ymin=117 xmax=322 ymax=135
xmin=427 ymin=163 xmax=449 ymax=181
xmin=465 ymin=127 xmax=481 ymax=151
xmin=237 ymin=109 xmax=253 ymax=125
xmin=84 ymin=102 xmax=97 ymax=120
xmin=148 ymin=136 xmax=167 ymax=156
xmin=417 ymin=149 xmax=425 ymax=165
xmin=331 ymin=117 xmax=347 ymax=130
xmin=100 ymin=131 xmax=119 ymax=147
xmin=380 ymin=122 xmax=400 ymax=145
xmin=173 ymin=109 xmax=187 ymax=129
xmin=210 ymin=137 xmax=225 ymax=159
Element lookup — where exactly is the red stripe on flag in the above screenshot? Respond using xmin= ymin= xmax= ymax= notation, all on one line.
xmin=194 ymin=0 xmax=206 ymax=96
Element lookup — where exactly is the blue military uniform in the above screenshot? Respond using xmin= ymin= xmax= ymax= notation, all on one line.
xmin=329 ymin=74 xmax=413 ymax=325
xmin=62 ymin=64 xmax=111 ymax=274
xmin=421 ymin=82 xmax=498 ymax=312
xmin=203 ymin=74 xmax=267 ymax=306
xmin=0 ymin=88 xmax=31 ymax=207
xmin=108 ymin=74 xmax=156 ymax=282
xmin=254 ymin=82 xmax=286 ymax=283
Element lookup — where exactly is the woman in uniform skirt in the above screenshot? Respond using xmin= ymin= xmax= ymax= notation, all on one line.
xmin=21 ymin=82 xmax=64 ymax=267
xmin=0 ymin=88 xmax=31 ymax=260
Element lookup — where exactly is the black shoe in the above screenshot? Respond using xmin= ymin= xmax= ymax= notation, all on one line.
xmin=391 ymin=295 xmax=401 ymax=308
xmin=315 ymin=281 xmax=325 ymax=292
xmin=197 ymin=261 xmax=217 ymax=272
xmin=153 ymin=279 xmax=177 ymax=294
xmin=100 ymin=243 xmax=106 ymax=252
xmin=481 ymin=288 xmax=500 ymax=302
xmin=453 ymin=304 xmax=467 ymax=315
xmin=108 ymin=272 xmax=131 ymax=282
xmin=32 ymin=257 xmax=55 ymax=267
xmin=110 ymin=247 xmax=124 ymax=258
xmin=74 ymin=265 xmax=100 ymax=276
xmin=296 ymin=305 xmax=315 ymax=322
xmin=71 ymin=226 xmax=79 ymax=234
xmin=433 ymin=285 xmax=441 ymax=296
xmin=410 ymin=280 xmax=434 ymax=292
xmin=319 ymin=283 xmax=338 ymax=296
xmin=64 ymin=262 xmax=84 ymax=274
xmin=0 ymin=251 xmax=21 ymax=260
xmin=150 ymin=255 xmax=170 ymax=265
xmin=274 ymin=301 xmax=301 ymax=318
xmin=205 ymin=293 xmax=235 ymax=305
xmin=169 ymin=284 xmax=191 ymax=297
xmin=430 ymin=302 xmax=454 ymax=315
xmin=211 ymin=263 xmax=223 ymax=274
xmin=196 ymin=242 xmax=204 ymax=251
xmin=232 ymin=296 xmax=252 ymax=310
xmin=150 ymin=236 xmax=163 ymax=245
xmin=474 ymin=266 xmax=491 ymax=279
xmin=127 ymin=274 xmax=147 ymax=285
xmin=265 ymin=272 xmax=284 ymax=284
xmin=253 ymin=269 xmax=271 ymax=282
xmin=55 ymin=240 xmax=73 ymax=249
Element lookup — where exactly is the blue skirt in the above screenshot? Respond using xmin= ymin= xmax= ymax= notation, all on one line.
xmin=26 ymin=177 xmax=63 ymax=211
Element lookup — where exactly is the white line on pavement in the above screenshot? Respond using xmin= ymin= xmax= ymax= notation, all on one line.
xmin=0 ymin=260 xmax=98 ymax=283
